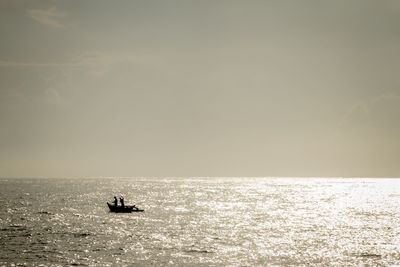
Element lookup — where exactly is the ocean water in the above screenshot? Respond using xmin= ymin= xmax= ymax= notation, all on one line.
xmin=0 ymin=177 xmax=399 ymax=266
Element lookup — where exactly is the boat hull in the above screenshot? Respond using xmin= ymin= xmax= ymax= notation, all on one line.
xmin=107 ymin=202 xmax=144 ymax=213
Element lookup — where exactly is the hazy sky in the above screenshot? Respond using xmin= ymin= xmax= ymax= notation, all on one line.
xmin=1 ymin=0 xmax=399 ymax=177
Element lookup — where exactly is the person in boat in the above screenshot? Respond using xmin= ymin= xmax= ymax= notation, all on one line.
xmin=119 ymin=196 xmax=125 ymax=208
xmin=113 ymin=196 xmax=118 ymax=207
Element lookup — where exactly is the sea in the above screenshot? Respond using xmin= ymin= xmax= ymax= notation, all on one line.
xmin=0 ymin=177 xmax=399 ymax=266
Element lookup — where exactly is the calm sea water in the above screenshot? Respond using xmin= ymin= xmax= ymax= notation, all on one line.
xmin=0 ymin=177 xmax=399 ymax=266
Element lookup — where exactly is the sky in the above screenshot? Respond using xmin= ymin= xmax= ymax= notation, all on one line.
xmin=0 ymin=0 xmax=399 ymax=178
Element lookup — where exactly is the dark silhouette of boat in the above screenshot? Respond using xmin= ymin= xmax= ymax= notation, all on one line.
xmin=107 ymin=202 xmax=144 ymax=213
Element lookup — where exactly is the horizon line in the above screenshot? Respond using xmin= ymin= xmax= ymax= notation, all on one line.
xmin=1 ymin=176 xmax=399 ymax=179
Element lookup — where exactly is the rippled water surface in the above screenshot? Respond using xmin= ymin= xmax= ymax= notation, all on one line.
xmin=0 ymin=177 xmax=399 ymax=266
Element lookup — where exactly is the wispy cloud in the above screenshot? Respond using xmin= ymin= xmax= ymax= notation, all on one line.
xmin=0 ymin=60 xmax=82 ymax=67
xmin=0 ymin=51 xmax=126 ymax=68
xmin=338 ymin=92 xmax=400 ymax=127
xmin=26 ymin=7 xmax=67 ymax=28
xmin=0 ymin=51 xmax=166 ymax=74
xmin=0 ymin=53 xmax=117 ymax=78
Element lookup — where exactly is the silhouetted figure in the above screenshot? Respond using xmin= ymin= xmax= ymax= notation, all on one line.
xmin=119 ymin=196 xmax=124 ymax=208
xmin=113 ymin=196 xmax=118 ymax=207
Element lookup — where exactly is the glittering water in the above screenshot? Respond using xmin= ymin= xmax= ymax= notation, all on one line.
xmin=0 ymin=178 xmax=399 ymax=266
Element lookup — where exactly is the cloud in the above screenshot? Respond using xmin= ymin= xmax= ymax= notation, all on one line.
xmin=0 ymin=51 xmax=166 ymax=76
xmin=0 ymin=54 xmax=111 ymax=68
xmin=0 ymin=51 xmax=127 ymax=68
xmin=339 ymin=92 xmax=400 ymax=127
xmin=26 ymin=7 xmax=67 ymax=28
xmin=0 ymin=53 xmax=112 ymax=76
xmin=0 ymin=60 xmax=82 ymax=67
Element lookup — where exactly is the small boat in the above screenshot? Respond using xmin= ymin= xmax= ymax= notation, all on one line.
xmin=107 ymin=202 xmax=144 ymax=213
